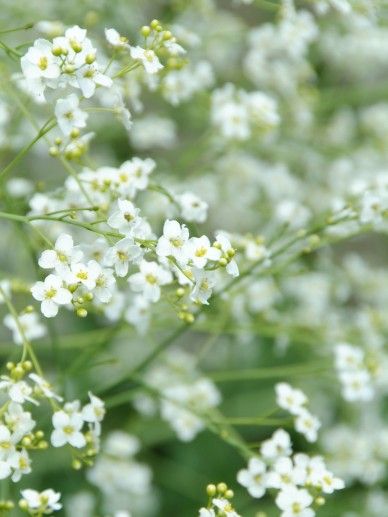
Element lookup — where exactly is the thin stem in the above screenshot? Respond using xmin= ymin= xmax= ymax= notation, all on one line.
xmin=0 ymin=285 xmax=43 ymax=377
xmin=0 ymin=23 xmax=34 ymax=35
xmin=0 ymin=121 xmax=56 ymax=181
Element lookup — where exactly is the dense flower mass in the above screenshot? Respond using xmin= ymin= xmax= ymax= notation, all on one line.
xmin=0 ymin=0 xmax=387 ymax=515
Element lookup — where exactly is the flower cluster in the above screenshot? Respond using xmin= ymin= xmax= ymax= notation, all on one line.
xmin=87 ymin=431 xmax=153 ymax=516
xmin=0 ymin=0 xmax=387 ymax=514
xmin=199 ymin=483 xmax=241 ymax=517
xmin=334 ymin=343 xmax=375 ymax=402
xmin=211 ymin=83 xmax=279 ymax=140
xmin=21 ymin=25 xmax=112 ymax=100
xmin=134 ymin=349 xmax=221 ymax=441
xmin=237 ymin=429 xmax=344 ymax=515
xmin=276 ymin=383 xmax=321 ymax=442
xmin=19 ymin=489 xmax=62 ymax=515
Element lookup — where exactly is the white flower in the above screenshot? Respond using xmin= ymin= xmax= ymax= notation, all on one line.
xmin=199 ymin=509 xmax=215 ymax=517
xmin=20 ymin=489 xmax=62 ymax=514
xmin=130 ymin=46 xmax=163 ymax=74
xmin=128 ymin=260 xmax=172 ymax=302
xmin=93 ymin=265 xmax=116 ymax=303
xmin=188 ymin=236 xmax=221 ymax=268
xmin=261 ymin=429 xmax=292 ymax=460
xmin=66 ymin=260 xmax=100 ymax=291
xmin=5 ymin=403 xmax=35 ymax=442
xmin=0 ymin=425 xmax=15 ymax=461
xmin=215 ymin=233 xmax=239 ymax=277
xmin=104 ymin=238 xmax=143 ymax=277
xmin=335 ymin=343 xmax=364 ymax=371
xmin=31 ymin=274 xmax=72 ymax=317
xmin=178 ymin=192 xmax=208 ymax=223
xmin=105 ymin=28 xmax=129 ymax=49
xmin=275 ymin=486 xmax=314 ymax=517
xmin=266 ymin=457 xmax=305 ymax=490
xmin=38 ymin=234 xmax=83 ymax=275
xmin=0 ymin=458 xmax=11 ymax=480
xmin=107 ymin=199 xmax=141 ymax=235
xmin=190 ymin=268 xmax=216 ymax=305
xmin=55 ymin=94 xmax=88 ymax=135
xmin=116 ymin=157 xmax=155 ymax=197
xmin=125 ymin=296 xmax=151 ymax=335
xmin=245 ymin=91 xmax=280 ymax=129
xmin=339 ymin=370 xmax=374 ymax=402
xmin=213 ymin=498 xmax=240 ymax=516
xmin=294 ymin=409 xmax=321 ymax=443
xmin=82 ymin=392 xmax=105 ymax=435
xmin=74 ymin=64 xmax=113 ymax=98
xmin=0 ymin=378 xmax=37 ymax=405
xmin=8 ymin=449 xmax=31 ymax=482
xmin=21 ymin=38 xmax=60 ymax=84
xmin=3 ymin=312 xmax=46 ymax=345
xmin=6 ymin=177 xmax=34 ymax=198
xmin=156 ymin=219 xmax=190 ymax=265
xmin=310 ymin=468 xmax=345 ymax=494
xmin=237 ymin=457 xmax=267 ymax=498
xmin=51 ymin=410 xmax=86 ymax=448
xmin=104 ymin=431 xmax=140 ymax=459
xmin=29 ymin=373 xmax=63 ymax=401
xmin=275 ymin=383 xmax=307 ymax=416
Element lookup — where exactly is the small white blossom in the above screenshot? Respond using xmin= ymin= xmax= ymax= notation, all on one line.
xmin=128 ymin=260 xmax=172 ymax=302
xmin=130 ymin=46 xmax=163 ymax=74
xmin=51 ymin=410 xmax=86 ymax=448
xmin=237 ymin=457 xmax=267 ymax=498
xmin=55 ymin=94 xmax=88 ymax=135
xmin=156 ymin=219 xmax=190 ymax=265
xmin=31 ymin=274 xmax=72 ymax=317
xmin=20 ymin=489 xmax=62 ymax=514
xmin=104 ymin=238 xmax=143 ymax=277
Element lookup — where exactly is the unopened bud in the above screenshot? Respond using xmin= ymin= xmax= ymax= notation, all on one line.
xmin=70 ymin=128 xmax=80 ymax=139
xmin=72 ymin=459 xmax=82 ymax=470
xmin=217 ymin=482 xmax=227 ymax=494
xmin=76 ymin=308 xmax=88 ymax=318
xmin=49 ymin=146 xmax=59 ymax=157
xmin=141 ymin=25 xmax=151 ymax=37
xmin=206 ymin=484 xmax=216 ymax=496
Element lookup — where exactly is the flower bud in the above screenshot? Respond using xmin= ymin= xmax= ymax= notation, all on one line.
xmin=72 ymin=459 xmax=82 ymax=470
xmin=22 ymin=361 xmax=33 ymax=371
xmin=206 ymin=484 xmax=216 ymax=496
xmin=49 ymin=147 xmax=59 ymax=157
xmin=217 ymin=482 xmax=227 ymax=494
xmin=141 ymin=25 xmax=151 ymax=37
xmin=70 ymin=128 xmax=80 ymax=139
xmin=19 ymin=500 xmax=28 ymax=510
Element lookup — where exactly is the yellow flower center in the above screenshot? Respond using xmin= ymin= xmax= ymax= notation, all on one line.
xmin=45 ymin=288 xmax=57 ymax=299
xmin=195 ymin=247 xmax=207 ymax=257
xmin=145 ymin=274 xmax=157 ymax=285
xmin=38 ymin=56 xmax=48 ymax=70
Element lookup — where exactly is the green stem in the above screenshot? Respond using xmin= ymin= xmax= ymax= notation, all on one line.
xmin=0 ymin=284 xmax=44 ymax=377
